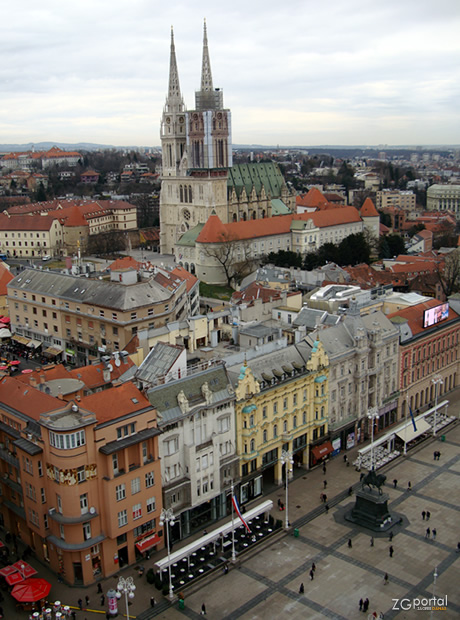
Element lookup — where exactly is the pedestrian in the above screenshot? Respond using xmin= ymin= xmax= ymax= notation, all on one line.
xmin=456 ymin=542 xmax=460 ymax=553
xmin=407 ymin=481 xmax=412 ymax=491
xmin=389 ymin=545 xmax=394 ymax=557
xmin=312 ymin=562 xmax=316 ymax=572
xmin=432 ymin=528 xmax=437 ymax=540
xmin=433 ymin=451 xmax=437 ymax=460
xmin=437 ymin=452 xmax=441 ymax=460
xmin=426 ymin=511 xmax=431 ymax=521
xmin=309 ymin=569 xmax=314 ymax=580
xmin=85 ymin=595 xmax=90 ymax=606
xmin=322 ymin=462 xmax=327 ymax=474
xmin=370 ymin=537 xmax=374 ymax=547
xmin=325 ymin=504 xmax=329 ymax=514
xmin=277 ymin=498 xmax=281 ymax=509
xmin=359 ymin=598 xmax=363 ymax=612
xmin=201 ymin=603 xmax=207 ymax=615
xmin=422 ymin=511 xmax=426 ymax=521
xmin=323 ymin=480 xmax=327 ymax=489
xmin=100 ymin=595 xmax=105 ymax=606
xmin=426 ymin=527 xmax=431 ymax=538
xmin=348 ymin=486 xmax=353 ymax=496
xmin=203 ymin=529 xmax=207 ymax=536
xmin=348 ymin=538 xmax=352 ymax=548
xmin=299 ymin=582 xmax=304 ymax=594
xmin=78 ymin=599 xmax=83 ymax=610
xmin=150 ymin=597 xmax=156 ymax=608
xmin=389 ymin=531 xmax=393 ymax=542
xmin=384 ymin=572 xmax=389 ymax=585
xmin=343 ymin=454 xmax=348 ymax=464
xmin=363 ymin=598 xmax=369 ymax=613
xmin=97 ymin=583 xmax=103 ymax=594
xmin=323 ymin=494 xmax=327 ymax=504
xmin=393 ymin=479 xmax=398 ymax=488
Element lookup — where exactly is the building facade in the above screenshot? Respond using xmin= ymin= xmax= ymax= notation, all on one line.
xmin=426 ymin=184 xmax=460 ymax=220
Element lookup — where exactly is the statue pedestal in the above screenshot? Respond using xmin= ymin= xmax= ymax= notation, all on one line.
xmin=345 ymin=489 xmax=394 ymax=532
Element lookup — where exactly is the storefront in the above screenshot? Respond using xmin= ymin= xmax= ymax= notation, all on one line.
xmin=310 ymin=440 xmax=334 ymax=467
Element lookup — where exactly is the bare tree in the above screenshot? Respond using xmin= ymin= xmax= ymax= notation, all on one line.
xmin=437 ymin=249 xmax=460 ymax=297
xmin=202 ymin=231 xmax=254 ymax=286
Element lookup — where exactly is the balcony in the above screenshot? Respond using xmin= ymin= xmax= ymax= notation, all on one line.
xmin=49 ymin=508 xmax=99 ymax=524
xmin=0 ymin=448 xmax=19 ymax=469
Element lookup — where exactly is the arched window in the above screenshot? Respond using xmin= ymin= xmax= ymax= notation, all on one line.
xmin=283 ymin=420 xmax=287 ymax=432
xmin=273 ymin=425 xmax=278 ymax=438
xmin=250 ymin=439 xmax=255 ymax=452
xmin=188 ymin=185 xmax=192 ymax=203
xmin=179 ymin=185 xmax=183 ymax=202
xmin=293 ymin=416 xmax=297 ymax=428
xmin=263 ymin=430 xmax=267 ymax=443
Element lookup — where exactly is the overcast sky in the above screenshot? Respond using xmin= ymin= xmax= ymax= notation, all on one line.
xmin=2 ymin=0 xmax=460 ymax=148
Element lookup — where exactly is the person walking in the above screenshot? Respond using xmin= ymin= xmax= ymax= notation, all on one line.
xmin=384 ymin=573 xmax=389 ymax=585
xmin=322 ymin=462 xmax=327 ymax=475
xmin=97 ymin=583 xmax=103 ymax=594
xmin=389 ymin=531 xmax=393 ymax=542
xmin=201 ymin=602 xmax=207 ymax=615
xmin=359 ymin=598 xmax=363 ymax=612
xmin=312 ymin=562 xmax=316 ymax=572
xmin=85 ymin=595 xmax=90 ymax=607
xmin=393 ymin=479 xmax=398 ymax=488
xmin=363 ymin=598 xmax=369 ymax=613
xmin=426 ymin=527 xmax=431 ymax=538
xmin=100 ymin=595 xmax=105 ymax=607
xmin=323 ymin=480 xmax=327 ymax=489
xmin=150 ymin=597 xmax=156 ymax=608
xmin=389 ymin=546 xmax=394 ymax=558
xmin=299 ymin=583 xmax=304 ymax=594
xmin=422 ymin=511 xmax=426 ymax=521
xmin=370 ymin=536 xmax=374 ymax=547
xmin=325 ymin=503 xmax=329 ymax=514
xmin=348 ymin=538 xmax=352 ymax=548
xmin=432 ymin=528 xmax=437 ymax=540
xmin=407 ymin=481 xmax=412 ymax=491
xmin=426 ymin=511 xmax=431 ymax=521
xmin=309 ymin=569 xmax=314 ymax=580
xmin=78 ymin=599 xmax=83 ymax=611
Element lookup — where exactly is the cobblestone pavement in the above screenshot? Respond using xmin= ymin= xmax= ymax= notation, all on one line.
xmin=3 ymin=391 xmax=459 ymax=620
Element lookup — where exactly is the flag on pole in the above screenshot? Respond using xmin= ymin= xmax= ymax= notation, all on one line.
xmin=409 ymin=406 xmax=417 ymax=432
xmin=231 ymin=495 xmax=251 ymax=533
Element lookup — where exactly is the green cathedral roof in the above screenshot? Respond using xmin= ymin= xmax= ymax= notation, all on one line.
xmin=227 ymin=162 xmax=286 ymax=199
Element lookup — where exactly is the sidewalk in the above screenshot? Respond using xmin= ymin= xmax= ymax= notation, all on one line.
xmin=4 ymin=388 xmax=459 ymax=618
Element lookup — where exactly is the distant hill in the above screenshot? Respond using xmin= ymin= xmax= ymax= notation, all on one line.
xmin=0 ymin=142 xmax=156 ymax=153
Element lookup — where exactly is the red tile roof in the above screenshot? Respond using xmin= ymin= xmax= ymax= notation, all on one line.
xmin=171 ymin=265 xmax=198 ymax=292
xmin=360 ymin=198 xmax=379 ymax=217
xmin=0 ymin=376 xmax=60 ymax=420
xmin=109 ymin=256 xmax=140 ymax=271
xmin=296 ymin=187 xmax=329 ymax=209
xmin=80 ymin=382 xmax=153 ymax=423
xmin=387 ymin=298 xmax=459 ymax=337
xmin=0 ymin=213 xmax=60 ymax=231
xmin=0 ymin=262 xmax=14 ymax=296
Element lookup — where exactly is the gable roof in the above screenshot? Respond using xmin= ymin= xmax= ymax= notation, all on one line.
xmin=80 ymin=382 xmax=153 ymax=424
xmin=360 ymin=198 xmax=379 ymax=217
xmin=227 ymin=162 xmax=286 ymax=200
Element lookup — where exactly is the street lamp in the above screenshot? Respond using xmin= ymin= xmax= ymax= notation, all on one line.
xmin=116 ymin=576 xmax=136 ymax=619
xmin=431 ymin=375 xmax=443 ymax=437
xmin=367 ymin=407 xmax=379 ymax=471
xmin=280 ymin=449 xmax=294 ymax=530
xmin=430 ymin=565 xmax=438 ymax=620
xmin=159 ymin=507 xmax=175 ymax=600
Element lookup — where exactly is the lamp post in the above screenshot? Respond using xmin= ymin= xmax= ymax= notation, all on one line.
xmin=159 ymin=508 xmax=175 ymax=600
xmin=431 ymin=375 xmax=443 ymax=437
xmin=430 ymin=565 xmax=438 ymax=620
xmin=367 ymin=406 xmax=379 ymax=471
xmin=280 ymin=449 xmax=294 ymax=530
xmin=116 ymin=576 xmax=136 ymax=619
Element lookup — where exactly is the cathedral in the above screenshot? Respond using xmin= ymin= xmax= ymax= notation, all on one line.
xmin=159 ymin=22 xmax=295 ymax=256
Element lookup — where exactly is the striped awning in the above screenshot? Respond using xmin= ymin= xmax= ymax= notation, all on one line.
xmin=12 ymin=335 xmax=31 ymax=346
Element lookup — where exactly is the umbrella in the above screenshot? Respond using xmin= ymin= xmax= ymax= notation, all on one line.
xmin=11 ymin=578 xmax=51 ymax=602
xmin=0 ymin=566 xmax=17 ymax=577
xmin=0 ymin=366 xmax=9 ymax=371
xmin=12 ymin=561 xmax=38 ymax=578
xmin=9 ymin=360 xmax=20 ymax=366
xmin=5 ymin=571 xmax=24 ymax=586
xmin=21 ymin=369 xmax=33 ymax=374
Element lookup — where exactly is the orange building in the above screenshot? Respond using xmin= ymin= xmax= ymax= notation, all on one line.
xmin=0 ymin=374 xmax=163 ymax=585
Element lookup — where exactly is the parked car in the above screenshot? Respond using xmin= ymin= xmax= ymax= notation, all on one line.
xmin=42 ymin=255 xmax=52 ymax=261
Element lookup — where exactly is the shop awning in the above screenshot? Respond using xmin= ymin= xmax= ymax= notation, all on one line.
xmin=27 ymin=340 xmax=42 ymax=349
xmin=43 ymin=346 xmax=63 ymax=357
xmin=135 ymin=533 xmax=161 ymax=554
xmin=311 ymin=441 xmax=334 ymax=461
xmin=396 ymin=419 xmax=431 ymax=444
xmin=12 ymin=335 xmax=31 ymax=346
xmin=0 ymin=328 xmax=11 ymax=339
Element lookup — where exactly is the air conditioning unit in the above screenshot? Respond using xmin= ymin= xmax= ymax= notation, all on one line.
xmin=48 ymin=508 xmax=55 ymax=515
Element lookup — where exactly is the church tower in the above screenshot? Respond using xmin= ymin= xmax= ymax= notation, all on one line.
xmin=160 ymin=21 xmax=231 ymax=255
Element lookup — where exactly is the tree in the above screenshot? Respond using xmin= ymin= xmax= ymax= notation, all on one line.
xmin=437 ymin=249 xmax=460 ymax=297
xmin=378 ymin=234 xmax=406 ymax=258
xmin=338 ymin=233 xmax=371 ymax=266
xmin=202 ymin=232 xmax=254 ymax=286
xmin=35 ymin=182 xmax=47 ymax=202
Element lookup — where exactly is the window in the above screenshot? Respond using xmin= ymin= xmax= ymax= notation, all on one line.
xmin=117 ymin=423 xmax=136 ymax=440
xmin=49 ymin=430 xmax=85 ymax=450
xmin=83 ymin=522 xmax=92 ymax=541
xmin=118 ymin=510 xmax=128 ymax=527
xmin=273 ymin=402 xmax=278 ymax=414
xmin=59 ymin=524 xmax=65 ymax=540
xmin=80 ymin=493 xmax=88 ymax=514
xmin=116 ymin=484 xmax=126 ymax=501
xmin=218 ymin=416 xmax=230 ymax=433
xmin=57 ymin=494 xmax=62 ymax=514
xmin=44 ymin=514 xmax=49 ymax=529
xmin=131 ymin=477 xmax=140 ymax=495
xmin=112 ymin=453 xmax=119 ymax=474
xmin=293 ymin=394 xmax=297 ymax=406
xmin=273 ymin=425 xmax=278 ymax=438
xmin=262 ymin=406 xmax=267 ymax=419
xmin=165 ymin=437 xmax=179 ymax=455
xmin=131 ymin=312 xmax=137 ymax=320
xmin=146 ymin=496 xmax=156 ymax=513
xmin=283 ymin=397 xmax=288 ymax=409
xmin=145 ymin=471 xmax=155 ymax=488
xmin=132 ymin=503 xmax=142 ymax=520
xmin=41 ymin=488 xmax=46 ymax=503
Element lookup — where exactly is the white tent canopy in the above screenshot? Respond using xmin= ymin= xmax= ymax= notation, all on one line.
xmin=396 ymin=418 xmax=431 ymax=443
xmin=154 ymin=499 xmax=273 ymax=574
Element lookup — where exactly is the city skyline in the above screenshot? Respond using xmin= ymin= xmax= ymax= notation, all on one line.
xmin=2 ymin=0 xmax=460 ymax=148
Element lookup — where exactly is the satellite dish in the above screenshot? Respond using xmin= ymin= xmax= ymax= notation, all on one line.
xmin=89 ymin=506 xmax=96 ymax=515
xmin=108 ymin=364 xmax=113 ymax=373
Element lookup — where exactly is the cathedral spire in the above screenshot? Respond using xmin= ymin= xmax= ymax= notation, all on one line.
xmin=200 ymin=19 xmax=214 ymax=92
xmin=167 ymin=26 xmax=182 ymax=104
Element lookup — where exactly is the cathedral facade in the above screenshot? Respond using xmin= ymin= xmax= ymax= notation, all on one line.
xmin=159 ymin=23 xmax=294 ymax=255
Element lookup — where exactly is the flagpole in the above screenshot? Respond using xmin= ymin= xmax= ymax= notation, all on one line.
xmin=404 ymin=405 xmax=407 ymax=456
xmin=231 ymin=482 xmax=236 ymax=562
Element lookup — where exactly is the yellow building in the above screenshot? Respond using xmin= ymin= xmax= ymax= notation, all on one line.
xmin=228 ymin=340 xmax=329 ymax=505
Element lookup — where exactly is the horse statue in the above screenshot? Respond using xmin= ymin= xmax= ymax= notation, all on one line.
xmin=361 ymin=468 xmax=386 ymax=495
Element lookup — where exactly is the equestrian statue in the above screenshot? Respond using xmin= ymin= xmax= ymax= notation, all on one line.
xmin=361 ymin=468 xmax=386 ymax=495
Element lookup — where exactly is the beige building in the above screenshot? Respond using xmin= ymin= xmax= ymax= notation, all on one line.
xmin=0 ymin=214 xmax=64 ymax=258
xmin=426 ymin=184 xmax=460 ymax=220
xmin=376 ymin=189 xmax=416 ymax=212
xmin=7 ymin=268 xmax=188 ymax=365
